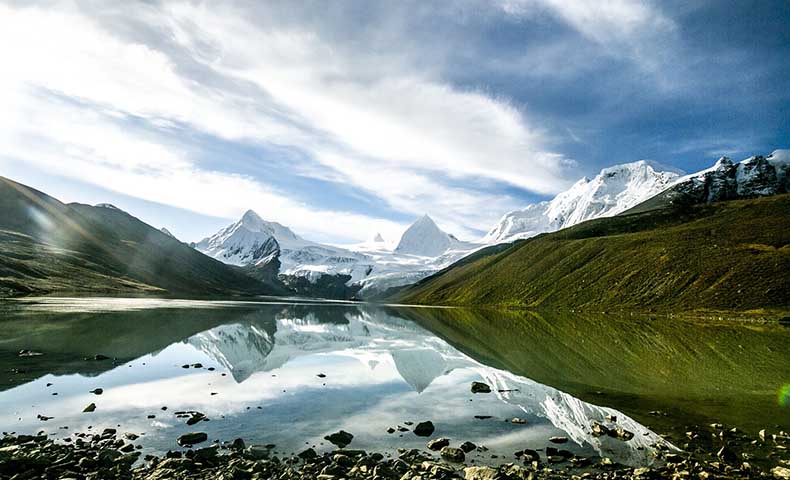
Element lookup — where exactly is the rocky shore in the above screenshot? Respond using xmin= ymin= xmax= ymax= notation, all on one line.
xmin=1 ymin=422 xmax=788 ymax=480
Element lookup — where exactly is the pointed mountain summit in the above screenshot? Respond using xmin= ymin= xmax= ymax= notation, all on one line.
xmin=373 ymin=233 xmax=385 ymax=243
xmin=395 ymin=215 xmax=453 ymax=257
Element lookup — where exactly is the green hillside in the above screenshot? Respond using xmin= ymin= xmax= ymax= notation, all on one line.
xmin=397 ymin=194 xmax=790 ymax=314
xmin=0 ymin=176 xmax=284 ymax=297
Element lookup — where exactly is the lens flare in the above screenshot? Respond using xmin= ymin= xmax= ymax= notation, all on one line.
xmin=779 ymin=385 xmax=790 ymax=407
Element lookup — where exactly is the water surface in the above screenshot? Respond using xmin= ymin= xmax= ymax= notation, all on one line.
xmin=0 ymin=298 xmax=787 ymax=466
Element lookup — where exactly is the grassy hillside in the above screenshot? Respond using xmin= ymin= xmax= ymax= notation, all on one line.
xmin=397 ymin=194 xmax=790 ymax=313
xmin=0 ymin=176 xmax=284 ymax=297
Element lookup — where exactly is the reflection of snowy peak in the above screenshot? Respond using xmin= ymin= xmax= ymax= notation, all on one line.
xmin=484 ymin=161 xmax=682 ymax=244
xmin=187 ymin=322 xmax=275 ymax=382
xmin=182 ymin=305 xmax=672 ymax=466
xmin=390 ymin=349 xmax=449 ymax=393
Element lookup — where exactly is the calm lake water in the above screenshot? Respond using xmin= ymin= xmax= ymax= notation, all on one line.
xmin=0 ymin=298 xmax=788 ymax=466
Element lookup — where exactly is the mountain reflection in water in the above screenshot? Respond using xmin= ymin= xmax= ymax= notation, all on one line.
xmin=2 ymin=298 xmax=784 ymax=466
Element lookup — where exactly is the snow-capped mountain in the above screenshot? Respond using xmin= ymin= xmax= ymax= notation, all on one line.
xmin=195 ymin=210 xmax=374 ymax=284
xmin=656 ymin=150 xmax=790 ymax=205
xmin=395 ymin=214 xmax=471 ymax=257
xmin=484 ymin=160 xmax=684 ymax=244
xmin=195 ymin=210 xmax=482 ymax=297
xmin=159 ymin=227 xmax=176 ymax=239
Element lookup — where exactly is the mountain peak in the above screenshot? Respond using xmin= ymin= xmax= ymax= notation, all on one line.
xmin=241 ymin=209 xmax=264 ymax=224
xmin=373 ymin=233 xmax=385 ymax=242
xmin=395 ymin=215 xmax=451 ymax=256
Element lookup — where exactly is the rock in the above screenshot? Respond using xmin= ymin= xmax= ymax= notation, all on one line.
xmin=471 ymin=382 xmax=491 ymax=394
xmin=549 ymin=436 xmax=568 ymax=444
xmin=324 ymin=430 xmax=354 ymax=448
xmin=464 ymin=466 xmax=499 ymax=480
xmin=90 ymin=388 xmax=103 ymax=395
xmin=230 ymin=438 xmax=246 ymax=450
xmin=82 ymin=403 xmax=96 ymax=413
xmin=460 ymin=441 xmax=477 ymax=453
xmin=427 ymin=438 xmax=450 ymax=451
xmin=244 ymin=445 xmax=272 ymax=460
xmin=772 ymin=466 xmax=790 ymax=479
xmin=610 ymin=427 xmax=634 ymax=441
xmin=177 ymin=432 xmax=208 ymax=447
xmin=298 ymin=448 xmax=318 ymax=459
xmin=591 ymin=422 xmax=610 ymax=437
xmin=760 ymin=429 xmax=767 ymax=441
xmin=186 ymin=412 xmax=206 ymax=426
xmin=413 ymin=421 xmax=435 ymax=437
xmin=521 ymin=448 xmax=540 ymax=462
xmin=605 ymin=415 xmax=617 ymax=422
xmin=510 ymin=418 xmax=527 ymax=424
xmin=317 ymin=373 xmax=327 ymax=378
xmin=633 ymin=467 xmax=654 ymax=477
xmin=717 ymin=445 xmax=738 ymax=464
xmin=440 ymin=446 xmax=465 ymax=463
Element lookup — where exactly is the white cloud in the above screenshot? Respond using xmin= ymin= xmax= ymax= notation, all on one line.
xmin=0 ymin=1 xmax=575 ymax=242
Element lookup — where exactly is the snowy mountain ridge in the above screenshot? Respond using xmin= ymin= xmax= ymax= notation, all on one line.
xmin=483 ymin=160 xmax=684 ymax=244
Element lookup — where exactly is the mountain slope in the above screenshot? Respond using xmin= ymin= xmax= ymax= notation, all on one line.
xmin=483 ymin=160 xmax=682 ymax=243
xmin=0 ymin=176 xmax=282 ymax=297
xmin=397 ymin=194 xmax=790 ymax=313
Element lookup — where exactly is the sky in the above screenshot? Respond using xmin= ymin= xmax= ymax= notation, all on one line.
xmin=0 ymin=1 xmax=788 ymax=244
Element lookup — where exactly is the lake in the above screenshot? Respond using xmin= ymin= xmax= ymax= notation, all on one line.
xmin=0 ymin=298 xmax=788 ymax=467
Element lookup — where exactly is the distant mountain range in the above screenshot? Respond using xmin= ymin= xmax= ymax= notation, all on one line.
xmin=1 ymin=150 xmax=788 ymax=302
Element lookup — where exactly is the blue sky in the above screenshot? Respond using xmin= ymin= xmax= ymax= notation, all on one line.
xmin=0 ymin=1 xmax=787 ymax=244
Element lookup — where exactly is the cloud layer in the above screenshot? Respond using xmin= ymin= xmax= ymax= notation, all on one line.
xmin=1 ymin=0 xmax=787 ymax=243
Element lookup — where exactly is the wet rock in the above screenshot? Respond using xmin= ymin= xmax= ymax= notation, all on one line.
xmin=521 ymin=448 xmax=540 ymax=462
xmin=324 ymin=430 xmax=354 ymax=448
xmin=471 ymin=382 xmax=491 ymax=394
xmin=474 ymin=415 xmax=492 ymax=420
xmin=611 ymin=426 xmax=634 ymax=441
xmin=413 ymin=421 xmax=435 ymax=437
xmin=186 ymin=412 xmax=206 ymax=426
xmin=90 ymin=388 xmax=103 ymax=395
xmin=317 ymin=373 xmax=326 ymax=378
xmin=230 ymin=438 xmax=246 ymax=450
xmin=440 ymin=446 xmax=465 ymax=463
xmin=463 ymin=466 xmax=499 ymax=480
xmin=177 ymin=432 xmax=208 ymax=446
xmin=460 ymin=441 xmax=477 ymax=453
xmin=549 ymin=436 xmax=568 ymax=444
xmin=717 ymin=445 xmax=738 ymax=463
xmin=633 ymin=467 xmax=655 ymax=478
xmin=427 ymin=438 xmax=450 ymax=451
xmin=591 ymin=421 xmax=610 ymax=437
xmin=387 ymin=427 xmax=395 ymax=434
xmin=773 ymin=466 xmax=790 ymax=479
xmin=82 ymin=403 xmax=96 ymax=413
xmin=298 ymin=447 xmax=318 ymax=460
xmin=510 ymin=418 xmax=527 ymax=424
xmin=605 ymin=414 xmax=617 ymax=422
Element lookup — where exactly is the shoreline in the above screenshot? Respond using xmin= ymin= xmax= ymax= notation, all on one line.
xmin=2 ymin=421 xmax=788 ymax=480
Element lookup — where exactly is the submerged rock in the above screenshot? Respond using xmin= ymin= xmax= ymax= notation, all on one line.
xmin=413 ymin=421 xmax=435 ymax=437
xmin=471 ymin=381 xmax=492 ymax=393
xmin=427 ymin=437 xmax=450 ymax=451
xmin=177 ymin=432 xmax=208 ymax=446
xmin=324 ymin=430 xmax=354 ymax=448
